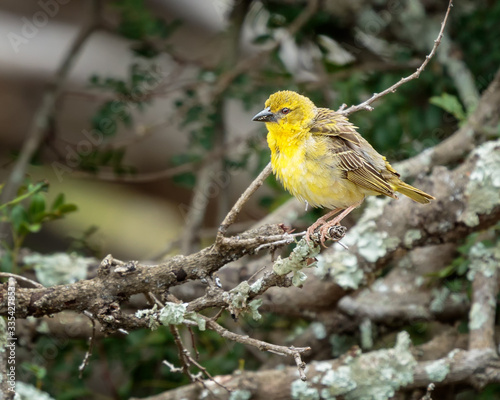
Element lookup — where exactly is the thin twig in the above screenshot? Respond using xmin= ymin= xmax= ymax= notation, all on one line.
xmin=420 ymin=383 xmax=435 ymax=400
xmin=341 ymin=0 xmax=453 ymax=116
xmin=169 ymin=325 xmax=191 ymax=377
xmin=147 ymin=292 xmax=165 ymax=308
xmin=217 ymin=162 xmax=273 ymax=239
xmin=247 ymin=266 xmax=267 ymax=284
xmin=203 ymin=316 xmax=311 ymax=379
xmin=163 ymin=359 xmax=184 ymax=374
xmin=186 ymin=269 xmax=292 ymax=314
xmin=168 ymin=324 xmax=229 ymax=392
xmin=79 ymin=311 xmax=96 ymax=378
xmin=188 ymin=326 xmax=200 ymax=360
xmin=254 ymin=232 xmax=305 ymax=252
xmin=0 ymin=272 xmax=43 ymax=288
xmin=217 ymin=230 xmax=298 ymax=251
xmin=292 ymin=347 xmax=308 ymax=381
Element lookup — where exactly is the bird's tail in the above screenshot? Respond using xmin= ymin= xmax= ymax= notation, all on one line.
xmin=392 ymin=179 xmax=435 ymax=204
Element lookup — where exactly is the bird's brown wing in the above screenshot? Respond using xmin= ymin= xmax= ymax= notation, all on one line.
xmin=310 ymin=108 xmax=396 ymax=198
xmin=309 ymin=108 xmax=361 ymax=145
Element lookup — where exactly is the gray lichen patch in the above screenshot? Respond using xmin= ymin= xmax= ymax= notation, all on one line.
xmin=459 ymin=140 xmax=500 ymax=227
xmin=13 ymin=382 xmax=55 ymax=400
xmin=221 ymin=280 xmax=263 ymax=320
xmin=136 ymin=304 xmax=160 ymax=330
xmin=429 ymin=287 xmax=450 ymax=313
xmin=466 ymin=241 xmax=498 ymax=335
xmin=24 ymin=252 xmax=92 ymax=287
xmin=158 ymin=302 xmax=187 ymax=325
xmin=466 ymin=242 xmax=500 ymax=281
xmin=343 ymin=197 xmax=401 ymax=263
xmin=424 ymin=358 xmax=450 ymax=382
xmin=313 ymin=196 xmax=402 ymax=289
xmin=320 ymin=366 xmax=357 ymax=397
xmin=360 ymin=318 xmax=374 ymax=350
xmin=273 ymin=239 xmax=320 ymax=287
xmin=250 ymin=277 xmax=263 ymax=292
xmin=469 ymin=302 xmax=489 ymax=330
xmin=225 ymin=281 xmax=251 ymax=309
xmin=291 ymin=379 xmax=320 ymax=400
xmin=310 ymin=322 xmax=327 ymax=340
xmin=137 ymin=302 xmax=206 ymax=331
xmin=228 ymin=389 xmax=252 ymax=400
xmin=404 ymin=229 xmax=422 ymax=248
xmin=315 ymin=250 xmax=364 ymax=290
xmin=319 ymin=331 xmax=416 ymax=400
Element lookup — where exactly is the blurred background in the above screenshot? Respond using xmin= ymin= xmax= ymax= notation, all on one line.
xmin=3 ymin=0 xmax=495 ymax=260
xmin=1 ymin=0 xmax=500 ymax=398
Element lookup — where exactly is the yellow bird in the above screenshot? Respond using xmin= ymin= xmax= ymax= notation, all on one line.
xmin=252 ymin=90 xmax=434 ymax=246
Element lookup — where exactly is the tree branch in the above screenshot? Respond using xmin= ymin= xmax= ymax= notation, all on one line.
xmin=217 ymin=162 xmax=273 ymax=238
xmin=134 ymin=332 xmax=500 ymax=400
xmin=0 ymin=224 xmax=291 ymax=325
xmin=203 ymin=317 xmax=310 ymax=381
xmin=468 ymin=244 xmax=499 ymax=351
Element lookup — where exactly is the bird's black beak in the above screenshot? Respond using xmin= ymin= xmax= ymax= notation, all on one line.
xmin=252 ymin=107 xmax=276 ymax=123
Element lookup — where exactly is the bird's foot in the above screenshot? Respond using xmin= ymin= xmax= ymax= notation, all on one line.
xmin=306 ymin=222 xmax=347 ymax=248
xmin=319 ymin=223 xmax=347 ymax=247
xmin=305 ymin=218 xmax=328 ymax=245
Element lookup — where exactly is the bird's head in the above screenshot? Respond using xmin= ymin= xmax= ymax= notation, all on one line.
xmin=252 ymin=90 xmax=317 ymax=129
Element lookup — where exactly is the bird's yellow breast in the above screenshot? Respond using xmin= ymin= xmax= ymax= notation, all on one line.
xmin=267 ymin=125 xmax=366 ymax=209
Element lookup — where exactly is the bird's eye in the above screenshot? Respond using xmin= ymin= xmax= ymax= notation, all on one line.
xmin=281 ymin=107 xmax=290 ymax=114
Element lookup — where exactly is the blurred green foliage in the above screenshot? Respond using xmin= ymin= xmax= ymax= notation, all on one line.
xmin=456 ymin=1 xmax=500 ymax=89
xmin=0 ymin=180 xmax=77 ymax=273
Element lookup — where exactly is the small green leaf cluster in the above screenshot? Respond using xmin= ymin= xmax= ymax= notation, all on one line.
xmin=0 ymin=180 xmax=77 ymax=272
xmin=430 ymin=93 xmax=467 ymax=124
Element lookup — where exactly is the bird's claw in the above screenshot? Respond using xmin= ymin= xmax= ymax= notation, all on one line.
xmin=325 ymin=225 xmax=347 ymax=241
xmin=306 ymin=223 xmax=347 ymax=248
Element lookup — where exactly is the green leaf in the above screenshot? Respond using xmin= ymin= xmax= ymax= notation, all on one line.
xmin=10 ymin=204 xmax=29 ymax=234
xmin=173 ymin=172 xmax=196 ymax=189
xmin=28 ymin=193 xmax=46 ymax=220
xmin=57 ymin=204 xmax=78 ymax=214
xmin=457 ymin=260 xmax=470 ymax=276
xmin=27 ymin=223 xmax=42 ymax=233
xmin=92 ymin=101 xmax=118 ymax=137
xmin=436 ymin=264 xmax=456 ymax=278
xmin=21 ymin=362 xmax=47 ymax=380
xmin=51 ymin=193 xmax=65 ymax=211
xmin=429 ymin=93 xmax=466 ymax=122
xmin=0 ymin=252 xmax=13 ymax=272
